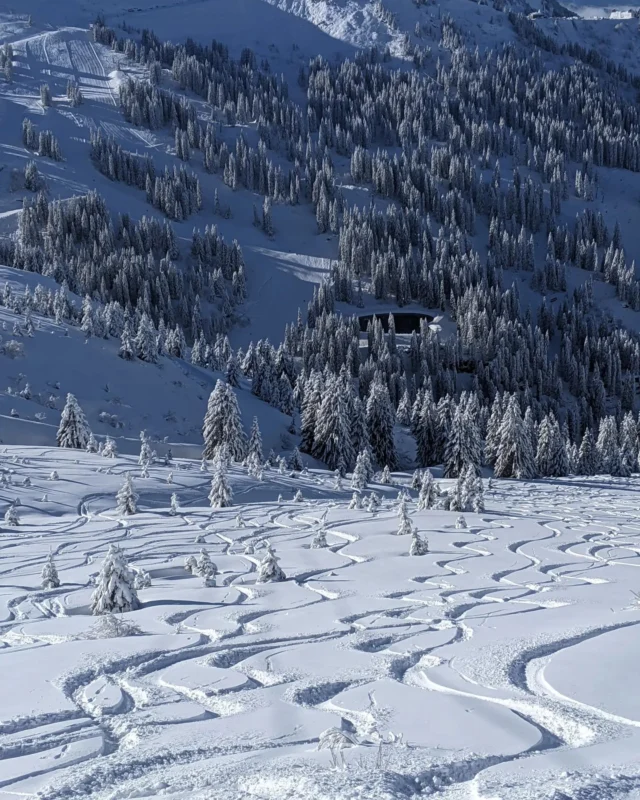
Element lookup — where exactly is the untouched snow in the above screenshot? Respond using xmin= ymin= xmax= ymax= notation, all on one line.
xmin=1 ymin=449 xmax=640 ymax=798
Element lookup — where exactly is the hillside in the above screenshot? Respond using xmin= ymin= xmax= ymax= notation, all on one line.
xmin=2 ymin=0 xmax=640 ymax=797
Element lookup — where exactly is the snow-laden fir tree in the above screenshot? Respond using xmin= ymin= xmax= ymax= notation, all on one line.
xmin=577 ymin=428 xmax=599 ymax=475
xmin=103 ymin=437 xmax=118 ymax=458
xmin=409 ymin=530 xmax=429 ymax=556
xmin=86 ymin=432 xmax=98 ymax=453
xmin=312 ymin=376 xmax=355 ymax=473
xmin=41 ymin=553 xmax=60 ymax=589
xmin=257 ymin=543 xmax=286 ymax=583
xmin=56 ymin=393 xmax=91 ymax=449
xmin=536 ymin=413 xmax=568 ymax=477
xmin=49 ymin=470 xmax=59 ymax=481
xmin=461 ymin=464 xmax=485 ymax=512
xmin=348 ymin=491 xmax=362 ymax=509
xmin=225 ymin=354 xmax=240 ymax=387
xmin=380 ymin=465 xmax=392 ymax=485
xmin=311 ymin=527 xmax=328 ymax=548
xmin=247 ymin=416 xmax=263 ymax=464
xmin=494 ymin=397 xmax=536 ymax=479
xmin=184 ymin=555 xmax=197 ymax=574
xmin=293 ymin=489 xmax=304 ymax=502
xmin=597 ymin=416 xmax=623 ymax=476
xmin=169 ymin=493 xmax=179 ymax=516
xmin=196 ymin=548 xmax=217 ymax=579
xmin=456 ymin=515 xmax=468 ymax=529
xmin=396 ymin=497 xmax=413 ymax=535
xmin=118 ymin=320 xmax=135 ymax=360
xmin=448 ymin=477 xmax=464 ymax=512
xmin=366 ymin=380 xmax=397 ymax=469
xmin=288 ymin=446 xmax=303 ymax=471
xmin=417 ymin=469 xmax=437 ymax=510
xmin=351 ymin=449 xmax=373 ymax=489
xmin=411 ymin=469 xmax=423 ymax=490
xmin=90 ymin=544 xmax=139 ymax=615
xmin=134 ymin=568 xmax=151 ymax=590
xmin=203 ymin=380 xmax=246 ymax=461
xmin=116 ymin=474 xmax=138 ymax=515
xmin=4 ymin=503 xmax=18 ymax=525
xmin=444 ymin=395 xmax=483 ymax=478
xmin=134 ymin=313 xmax=158 ymax=363
xmin=138 ymin=432 xmax=153 ymax=465
xmin=209 ymin=450 xmax=233 ymax=508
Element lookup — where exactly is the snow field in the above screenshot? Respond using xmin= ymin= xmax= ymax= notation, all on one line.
xmin=1 ymin=449 xmax=640 ymax=798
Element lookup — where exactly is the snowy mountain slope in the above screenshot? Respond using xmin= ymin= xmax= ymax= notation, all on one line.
xmin=1 ymin=0 xmax=640 ymax=798
xmin=0 ymin=22 xmax=335 ymax=349
xmin=1 ymin=449 xmax=640 ymax=798
xmin=0 ymin=265 xmax=293 ymax=455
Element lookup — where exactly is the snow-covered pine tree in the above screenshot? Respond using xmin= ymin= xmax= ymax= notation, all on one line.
xmin=536 ymin=413 xmax=568 ymax=477
xmin=311 ymin=527 xmax=328 ymax=548
xmin=225 ymin=353 xmax=241 ymax=387
xmin=56 ymin=393 xmax=91 ymax=449
xmin=577 ymin=428 xmax=598 ymax=475
xmin=366 ymin=380 xmax=397 ymax=469
xmin=247 ymin=416 xmax=263 ymax=462
xmin=351 ymin=450 xmax=370 ymax=489
xmin=134 ymin=568 xmax=151 ymax=589
xmin=597 ymin=416 xmax=623 ymax=476
xmin=209 ymin=450 xmax=233 ymax=508
xmin=396 ymin=497 xmax=413 ymax=535
xmin=90 ymin=544 xmax=140 ymax=615
xmin=134 ymin=313 xmax=158 ymax=363
xmin=461 ymin=463 xmax=484 ymax=512
xmin=288 ymin=446 xmax=303 ymax=471
xmin=138 ymin=431 xmax=153 ymax=465
xmin=348 ymin=491 xmax=362 ymax=509
xmin=256 ymin=544 xmax=286 ymax=583
xmin=203 ymin=380 xmax=246 ymax=461
xmin=312 ymin=376 xmax=355 ymax=473
xmin=443 ymin=395 xmax=482 ymax=478
xmin=118 ymin=320 xmax=135 ymax=360
xmin=196 ymin=548 xmax=217 ymax=579
xmin=380 ymin=465 xmax=392 ymax=485
xmin=86 ymin=432 xmax=98 ymax=453
xmin=494 ymin=396 xmax=536 ymax=479
xmin=169 ymin=493 xmax=179 ymax=515
xmin=4 ymin=503 xmax=18 ymax=525
xmin=116 ymin=474 xmax=138 ymax=515
xmin=41 ymin=553 xmax=60 ymax=589
xmin=409 ymin=530 xmax=428 ymax=556
xmin=103 ymin=437 xmax=118 ymax=458
xmin=417 ymin=469 xmax=437 ymax=510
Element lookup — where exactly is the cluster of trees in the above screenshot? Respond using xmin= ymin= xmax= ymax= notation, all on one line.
xmin=2 ymin=187 xmax=245 ymax=344
xmin=21 ymin=118 xmax=62 ymax=160
xmin=90 ymin=130 xmax=202 ymax=221
xmin=0 ymin=42 xmax=13 ymax=82
xmin=66 ymin=79 xmax=83 ymax=106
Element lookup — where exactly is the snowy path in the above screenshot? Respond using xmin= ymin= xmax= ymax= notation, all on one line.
xmin=1 ymin=450 xmax=640 ymax=798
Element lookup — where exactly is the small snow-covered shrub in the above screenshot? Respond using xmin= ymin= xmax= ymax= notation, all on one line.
xmin=0 ymin=340 xmax=24 ymax=359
